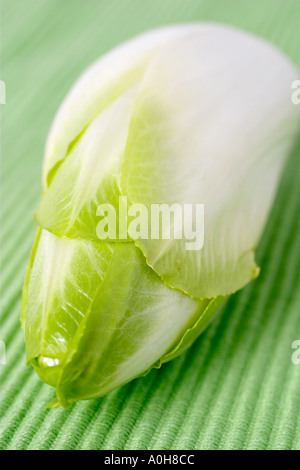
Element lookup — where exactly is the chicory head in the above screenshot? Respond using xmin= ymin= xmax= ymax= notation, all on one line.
xmin=22 ymin=24 xmax=300 ymax=407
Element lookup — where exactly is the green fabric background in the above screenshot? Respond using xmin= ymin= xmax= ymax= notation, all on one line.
xmin=1 ymin=0 xmax=300 ymax=450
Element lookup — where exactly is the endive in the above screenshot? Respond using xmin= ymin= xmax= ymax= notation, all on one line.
xmin=21 ymin=24 xmax=299 ymax=408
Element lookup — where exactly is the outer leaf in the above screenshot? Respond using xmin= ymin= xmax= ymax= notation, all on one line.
xmin=43 ymin=25 xmax=201 ymax=189
xmin=35 ymin=86 xmax=137 ymax=240
xmin=21 ymin=229 xmax=113 ymax=385
xmin=121 ymin=25 xmax=300 ymax=298
xmin=22 ymin=229 xmax=221 ymax=406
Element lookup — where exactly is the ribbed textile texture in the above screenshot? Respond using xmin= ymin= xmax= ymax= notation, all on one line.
xmin=1 ymin=0 xmax=300 ymax=450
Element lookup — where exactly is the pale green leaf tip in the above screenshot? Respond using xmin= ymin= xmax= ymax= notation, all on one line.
xmin=46 ymin=398 xmax=61 ymax=409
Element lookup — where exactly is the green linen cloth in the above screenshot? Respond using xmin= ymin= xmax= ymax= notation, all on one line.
xmin=1 ymin=0 xmax=300 ymax=450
